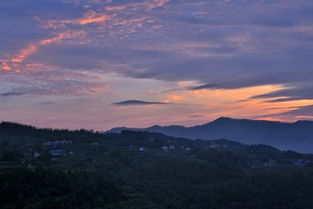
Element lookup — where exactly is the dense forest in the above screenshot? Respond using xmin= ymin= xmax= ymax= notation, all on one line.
xmin=1 ymin=121 xmax=313 ymax=209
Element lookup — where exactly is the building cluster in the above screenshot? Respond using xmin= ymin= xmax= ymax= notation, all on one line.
xmin=43 ymin=139 xmax=73 ymax=147
xmin=161 ymin=145 xmax=176 ymax=152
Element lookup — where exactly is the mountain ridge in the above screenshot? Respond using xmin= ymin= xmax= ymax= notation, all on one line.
xmin=106 ymin=117 xmax=313 ymax=153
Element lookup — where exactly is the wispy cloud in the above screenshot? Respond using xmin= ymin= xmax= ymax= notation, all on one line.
xmin=0 ymin=92 xmax=24 ymax=97
xmin=5 ymin=80 xmax=110 ymax=96
xmin=113 ymin=100 xmax=170 ymax=106
xmin=188 ymin=83 xmax=220 ymax=90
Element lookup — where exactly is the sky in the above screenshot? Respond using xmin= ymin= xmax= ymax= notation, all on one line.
xmin=1 ymin=0 xmax=313 ymax=130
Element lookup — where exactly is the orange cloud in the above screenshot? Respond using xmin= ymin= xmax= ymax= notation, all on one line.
xmin=146 ymin=0 xmax=171 ymax=9
xmin=40 ymin=30 xmax=84 ymax=45
xmin=166 ymin=93 xmax=187 ymax=102
xmin=40 ymin=33 xmax=67 ymax=45
xmin=1 ymin=31 xmax=84 ymax=72
xmin=11 ymin=45 xmax=38 ymax=63
xmin=105 ymin=5 xmax=127 ymax=11
xmin=104 ymin=0 xmax=171 ymax=12
xmin=161 ymin=84 xmax=313 ymax=121
xmin=1 ymin=61 xmax=11 ymax=71
xmin=111 ymin=17 xmax=150 ymax=27
xmin=1 ymin=1 xmax=168 ymax=72
xmin=78 ymin=10 xmax=109 ymax=25
xmin=78 ymin=15 xmax=108 ymax=24
xmin=43 ymin=10 xmax=110 ymax=29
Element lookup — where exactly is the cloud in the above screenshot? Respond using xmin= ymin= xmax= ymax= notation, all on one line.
xmin=0 ymin=92 xmax=24 ymax=97
xmin=8 ymin=80 xmax=110 ymax=96
xmin=187 ymin=83 xmax=222 ymax=90
xmin=264 ymin=105 xmax=313 ymax=121
xmin=281 ymin=105 xmax=313 ymax=118
xmin=2 ymin=0 xmax=311 ymax=103
xmin=251 ymin=85 xmax=313 ymax=102
xmin=113 ymin=100 xmax=170 ymax=106
xmin=0 ymin=69 xmax=112 ymax=96
xmin=1 ymin=0 xmax=313 ymax=127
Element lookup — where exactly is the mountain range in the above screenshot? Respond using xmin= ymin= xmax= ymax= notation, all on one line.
xmin=106 ymin=117 xmax=313 ymax=153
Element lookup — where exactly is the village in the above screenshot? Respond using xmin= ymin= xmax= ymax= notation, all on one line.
xmin=5 ymin=132 xmax=310 ymax=170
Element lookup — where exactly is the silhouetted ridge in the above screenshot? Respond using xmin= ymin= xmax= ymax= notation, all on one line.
xmin=106 ymin=117 xmax=313 ymax=153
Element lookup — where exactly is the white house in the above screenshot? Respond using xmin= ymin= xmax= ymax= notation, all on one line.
xmin=185 ymin=147 xmax=192 ymax=152
xmin=91 ymin=142 xmax=99 ymax=146
xmin=209 ymin=144 xmax=218 ymax=148
xmin=169 ymin=145 xmax=176 ymax=151
xmin=49 ymin=149 xmax=63 ymax=156
xmin=33 ymin=151 xmax=41 ymax=158
xmin=43 ymin=141 xmax=53 ymax=146
xmin=263 ymin=159 xmax=276 ymax=167
xmin=162 ymin=146 xmax=169 ymax=152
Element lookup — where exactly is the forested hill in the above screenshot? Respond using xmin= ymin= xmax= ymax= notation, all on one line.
xmin=0 ymin=121 xmax=101 ymax=139
xmin=107 ymin=117 xmax=313 ymax=153
xmin=1 ymin=120 xmax=313 ymax=169
xmin=2 ymin=121 xmax=313 ymax=209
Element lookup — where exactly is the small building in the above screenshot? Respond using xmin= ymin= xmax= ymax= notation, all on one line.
xmin=91 ymin=142 xmax=99 ymax=146
xmin=210 ymin=144 xmax=218 ymax=148
xmin=25 ymin=142 xmax=35 ymax=147
xmin=263 ymin=159 xmax=276 ymax=167
xmin=169 ymin=145 xmax=176 ymax=151
xmin=33 ymin=151 xmax=41 ymax=159
xmin=162 ymin=146 xmax=169 ymax=152
xmin=43 ymin=141 xmax=53 ymax=146
xmin=49 ymin=149 xmax=63 ymax=156
xmin=79 ymin=153 xmax=86 ymax=157
xmin=43 ymin=139 xmax=72 ymax=147
xmin=185 ymin=147 xmax=192 ymax=152
xmin=292 ymin=159 xmax=306 ymax=167
xmin=305 ymin=160 xmax=313 ymax=167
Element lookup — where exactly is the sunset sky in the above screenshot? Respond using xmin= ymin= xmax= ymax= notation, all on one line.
xmin=1 ymin=0 xmax=313 ymax=130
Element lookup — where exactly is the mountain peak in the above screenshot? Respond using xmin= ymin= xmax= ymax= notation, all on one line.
xmin=214 ymin=117 xmax=234 ymax=122
xmin=208 ymin=117 xmax=236 ymax=124
xmin=295 ymin=120 xmax=313 ymax=125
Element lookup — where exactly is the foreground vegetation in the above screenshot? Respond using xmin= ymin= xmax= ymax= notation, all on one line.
xmin=1 ymin=122 xmax=313 ymax=209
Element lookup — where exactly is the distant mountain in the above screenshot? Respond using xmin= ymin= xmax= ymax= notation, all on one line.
xmin=106 ymin=117 xmax=313 ymax=153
